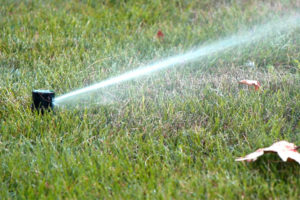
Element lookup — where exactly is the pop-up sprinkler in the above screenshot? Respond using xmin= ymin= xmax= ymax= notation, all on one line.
xmin=32 ymin=90 xmax=55 ymax=114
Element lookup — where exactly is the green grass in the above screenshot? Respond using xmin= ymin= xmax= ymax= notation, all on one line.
xmin=0 ymin=0 xmax=300 ymax=199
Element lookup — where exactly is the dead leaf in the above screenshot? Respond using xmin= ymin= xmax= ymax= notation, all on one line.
xmin=238 ymin=80 xmax=261 ymax=91
xmin=235 ymin=141 xmax=300 ymax=164
xmin=157 ymin=30 xmax=164 ymax=39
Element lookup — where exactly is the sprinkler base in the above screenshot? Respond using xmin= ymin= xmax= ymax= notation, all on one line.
xmin=32 ymin=90 xmax=55 ymax=114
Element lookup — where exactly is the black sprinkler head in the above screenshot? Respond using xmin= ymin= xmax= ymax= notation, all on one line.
xmin=32 ymin=90 xmax=55 ymax=114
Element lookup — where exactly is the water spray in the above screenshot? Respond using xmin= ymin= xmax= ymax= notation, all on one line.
xmin=32 ymin=15 xmax=299 ymax=108
xmin=32 ymin=90 xmax=55 ymax=114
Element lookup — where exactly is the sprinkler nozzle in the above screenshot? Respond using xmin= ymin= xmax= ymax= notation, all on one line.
xmin=32 ymin=90 xmax=55 ymax=114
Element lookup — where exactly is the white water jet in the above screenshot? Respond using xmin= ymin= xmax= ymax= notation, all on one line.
xmin=54 ymin=15 xmax=299 ymax=105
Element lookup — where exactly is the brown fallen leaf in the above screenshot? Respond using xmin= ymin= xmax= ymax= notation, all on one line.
xmin=238 ymin=80 xmax=261 ymax=91
xmin=235 ymin=141 xmax=300 ymax=164
xmin=157 ymin=30 xmax=164 ymax=40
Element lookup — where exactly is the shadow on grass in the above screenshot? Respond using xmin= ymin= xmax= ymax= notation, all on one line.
xmin=247 ymin=154 xmax=299 ymax=181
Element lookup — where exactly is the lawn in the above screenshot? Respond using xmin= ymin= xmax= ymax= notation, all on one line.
xmin=0 ymin=0 xmax=299 ymax=199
